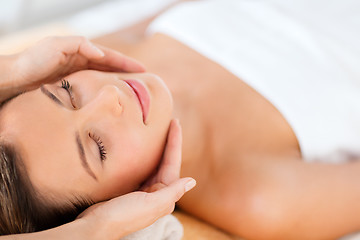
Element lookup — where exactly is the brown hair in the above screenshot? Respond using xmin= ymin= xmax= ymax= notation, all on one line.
xmin=0 ymin=142 xmax=93 ymax=235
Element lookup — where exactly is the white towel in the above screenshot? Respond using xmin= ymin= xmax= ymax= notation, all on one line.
xmin=120 ymin=214 xmax=183 ymax=240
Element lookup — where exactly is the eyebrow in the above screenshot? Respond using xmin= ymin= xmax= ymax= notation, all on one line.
xmin=40 ymin=86 xmax=98 ymax=181
xmin=76 ymin=132 xmax=98 ymax=181
xmin=40 ymin=86 xmax=64 ymax=107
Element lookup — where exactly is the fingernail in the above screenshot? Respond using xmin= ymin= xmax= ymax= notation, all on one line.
xmin=185 ymin=179 xmax=196 ymax=192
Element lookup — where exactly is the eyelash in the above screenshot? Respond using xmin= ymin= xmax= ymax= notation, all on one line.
xmin=61 ymin=79 xmax=77 ymax=109
xmin=89 ymin=133 xmax=107 ymax=162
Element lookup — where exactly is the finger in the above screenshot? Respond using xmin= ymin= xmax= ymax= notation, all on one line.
xmin=143 ymin=182 xmax=167 ymax=193
xmin=43 ymin=36 xmax=146 ymax=73
xmin=42 ymin=36 xmax=104 ymax=59
xmin=87 ymin=60 xmax=144 ymax=73
xmin=159 ymin=119 xmax=183 ymax=184
xmin=139 ymin=119 xmax=182 ymax=191
xmin=90 ymin=45 xmax=146 ymax=73
xmin=145 ymin=178 xmax=196 ymax=215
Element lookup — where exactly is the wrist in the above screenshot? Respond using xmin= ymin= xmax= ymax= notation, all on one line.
xmin=70 ymin=218 xmax=99 ymax=240
xmin=6 ymin=219 xmax=100 ymax=240
xmin=0 ymin=54 xmax=27 ymax=102
xmin=79 ymin=215 xmax=128 ymax=240
xmin=42 ymin=219 xmax=94 ymax=240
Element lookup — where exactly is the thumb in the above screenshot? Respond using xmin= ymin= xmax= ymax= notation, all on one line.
xmin=157 ymin=177 xmax=196 ymax=201
xmin=145 ymin=178 xmax=196 ymax=215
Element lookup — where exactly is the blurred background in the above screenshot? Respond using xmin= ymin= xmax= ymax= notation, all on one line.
xmin=0 ymin=0 xmax=178 ymax=53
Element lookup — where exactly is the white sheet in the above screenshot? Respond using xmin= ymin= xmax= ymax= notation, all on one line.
xmin=147 ymin=0 xmax=360 ymax=163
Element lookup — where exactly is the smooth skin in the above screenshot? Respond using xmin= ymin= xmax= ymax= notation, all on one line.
xmin=2 ymin=7 xmax=360 ymax=240
xmin=0 ymin=36 xmax=145 ymax=102
xmin=0 ymin=70 xmax=176 ymax=203
xmin=0 ymin=36 xmax=195 ymax=239
xmin=91 ymin=26 xmax=360 ymax=240
xmin=1 ymin=119 xmax=195 ymax=240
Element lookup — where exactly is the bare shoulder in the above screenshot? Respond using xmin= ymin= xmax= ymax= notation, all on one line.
xmin=179 ymin=154 xmax=360 ymax=239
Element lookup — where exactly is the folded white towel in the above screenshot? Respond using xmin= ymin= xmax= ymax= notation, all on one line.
xmin=120 ymin=214 xmax=183 ymax=240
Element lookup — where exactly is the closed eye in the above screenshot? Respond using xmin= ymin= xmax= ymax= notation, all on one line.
xmin=61 ymin=79 xmax=77 ymax=109
xmin=89 ymin=132 xmax=107 ymax=162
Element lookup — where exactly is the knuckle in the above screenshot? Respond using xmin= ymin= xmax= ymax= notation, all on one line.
xmin=54 ymin=51 xmax=66 ymax=65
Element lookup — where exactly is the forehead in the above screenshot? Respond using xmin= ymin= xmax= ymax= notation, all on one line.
xmin=0 ymin=89 xmax=94 ymax=197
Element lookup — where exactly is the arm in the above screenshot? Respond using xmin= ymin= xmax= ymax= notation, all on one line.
xmin=179 ymin=154 xmax=360 ymax=240
xmin=242 ymin=157 xmax=360 ymax=240
xmin=231 ymin=157 xmax=360 ymax=240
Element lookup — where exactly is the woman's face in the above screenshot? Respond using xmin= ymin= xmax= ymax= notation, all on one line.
xmin=0 ymin=70 xmax=173 ymax=203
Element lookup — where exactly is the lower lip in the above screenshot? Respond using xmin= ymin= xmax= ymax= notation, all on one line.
xmin=124 ymin=79 xmax=150 ymax=123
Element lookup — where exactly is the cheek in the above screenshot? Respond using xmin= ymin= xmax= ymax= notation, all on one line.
xmin=100 ymin=122 xmax=169 ymax=196
xmin=105 ymin=144 xmax=161 ymax=193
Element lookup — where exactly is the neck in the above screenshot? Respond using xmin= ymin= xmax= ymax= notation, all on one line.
xmin=172 ymin=97 xmax=210 ymax=169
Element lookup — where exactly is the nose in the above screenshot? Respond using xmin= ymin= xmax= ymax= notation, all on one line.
xmin=80 ymin=85 xmax=123 ymax=119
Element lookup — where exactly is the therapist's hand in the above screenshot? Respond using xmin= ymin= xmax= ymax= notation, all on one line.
xmin=0 ymin=36 xmax=145 ymax=103
xmin=140 ymin=119 xmax=185 ymax=192
xmin=77 ymin=120 xmax=196 ymax=240
xmin=11 ymin=36 xmax=145 ymax=89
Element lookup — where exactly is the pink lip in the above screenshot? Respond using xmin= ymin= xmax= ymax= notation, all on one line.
xmin=124 ymin=79 xmax=150 ymax=124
